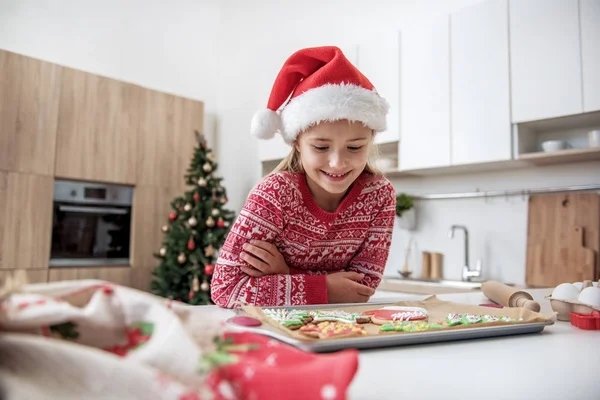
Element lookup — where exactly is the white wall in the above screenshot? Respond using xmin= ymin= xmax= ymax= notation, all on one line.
xmin=0 ymin=0 xmax=221 ymax=146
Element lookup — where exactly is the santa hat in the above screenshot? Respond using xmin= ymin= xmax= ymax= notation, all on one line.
xmin=250 ymin=46 xmax=389 ymax=144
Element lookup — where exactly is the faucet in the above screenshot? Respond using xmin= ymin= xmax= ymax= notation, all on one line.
xmin=448 ymin=225 xmax=482 ymax=282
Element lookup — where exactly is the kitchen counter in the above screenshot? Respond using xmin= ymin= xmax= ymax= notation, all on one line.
xmin=203 ymin=288 xmax=598 ymax=400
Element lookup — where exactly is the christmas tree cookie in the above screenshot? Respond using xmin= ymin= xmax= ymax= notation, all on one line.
xmin=263 ymin=309 xmax=313 ymax=330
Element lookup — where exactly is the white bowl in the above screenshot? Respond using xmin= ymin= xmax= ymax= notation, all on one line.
xmin=541 ymin=140 xmax=567 ymax=152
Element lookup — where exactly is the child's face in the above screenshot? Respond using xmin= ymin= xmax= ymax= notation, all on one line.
xmin=296 ymin=119 xmax=373 ymax=196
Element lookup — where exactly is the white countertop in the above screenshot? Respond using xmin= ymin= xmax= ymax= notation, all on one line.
xmin=205 ymin=288 xmax=599 ymax=400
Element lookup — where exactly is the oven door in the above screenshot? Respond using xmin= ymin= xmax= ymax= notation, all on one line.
xmin=50 ymin=203 xmax=132 ymax=267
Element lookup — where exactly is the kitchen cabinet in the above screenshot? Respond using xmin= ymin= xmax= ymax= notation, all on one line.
xmin=581 ymin=0 xmax=600 ymax=112
xmin=55 ymin=68 xmax=141 ymax=185
xmin=0 ymin=172 xmax=53 ymax=270
xmin=509 ymin=0 xmax=582 ymax=122
xmin=48 ymin=267 xmax=131 ymax=287
xmin=0 ymin=269 xmax=48 ymax=285
xmin=130 ymin=185 xmax=180 ymax=288
xmin=0 ymin=50 xmax=61 ymax=175
xmin=357 ymin=34 xmax=401 ymax=145
xmin=136 ymin=89 xmax=203 ymax=190
xmin=399 ymin=16 xmax=451 ymax=170
xmin=450 ymin=0 xmax=511 ymax=165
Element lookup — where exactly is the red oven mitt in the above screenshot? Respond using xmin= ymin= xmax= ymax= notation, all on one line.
xmin=205 ymin=332 xmax=359 ymax=400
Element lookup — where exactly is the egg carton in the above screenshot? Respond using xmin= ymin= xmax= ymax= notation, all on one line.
xmin=545 ymin=296 xmax=600 ymax=321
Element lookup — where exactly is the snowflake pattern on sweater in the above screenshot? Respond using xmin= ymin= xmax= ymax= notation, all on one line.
xmin=211 ymin=171 xmax=396 ymax=308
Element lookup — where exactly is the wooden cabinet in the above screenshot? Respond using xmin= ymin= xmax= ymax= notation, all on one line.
xmin=48 ymin=267 xmax=131 ymax=286
xmin=0 ymin=172 xmax=53 ymax=270
xmin=399 ymin=16 xmax=451 ymax=170
xmin=0 ymin=50 xmax=61 ymax=175
xmin=357 ymin=33 xmax=401 ymax=145
xmin=55 ymin=68 xmax=141 ymax=184
xmin=130 ymin=185 xmax=180 ymax=291
xmin=0 ymin=269 xmax=48 ymax=285
xmin=581 ymin=0 xmax=600 ymax=113
xmin=509 ymin=0 xmax=582 ymax=122
xmin=136 ymin=89 xmax=203 ymax=190
xmin=450 ymin=0 xmax=511 ymax=165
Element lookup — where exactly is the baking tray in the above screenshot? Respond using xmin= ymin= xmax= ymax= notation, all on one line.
xmin=230 ymin=301 xmax=555 ymax=353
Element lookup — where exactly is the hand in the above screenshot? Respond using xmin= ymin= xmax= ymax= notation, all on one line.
xmin=240 ymin=240 xmax=290 ymax=277
xmin=326 ymin=272 xmax=376 ymax=304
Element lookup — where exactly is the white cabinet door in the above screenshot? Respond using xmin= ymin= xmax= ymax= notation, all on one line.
xmin=451 ymin=0 xmax=511 ymax=164
xmin=509 ymin=0 xmax=583 ymax=122
xmin=581 ymin=0 xmax=600 ymax=112
xmin=399 ymin=16 xmax=451 ymax=170
xmin=357 ymin=33 xmax=401 ymax=145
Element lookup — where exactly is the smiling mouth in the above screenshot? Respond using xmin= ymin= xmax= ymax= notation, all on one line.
xmin=322 ymin=170 xmax=351 ymax=178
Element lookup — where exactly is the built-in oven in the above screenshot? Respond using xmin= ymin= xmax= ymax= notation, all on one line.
xmin=50 ymin=179 xmax=133 ymax=267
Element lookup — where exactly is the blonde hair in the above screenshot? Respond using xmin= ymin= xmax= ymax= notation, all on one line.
xmin=270 ymin=129 xmax=383 ymax=175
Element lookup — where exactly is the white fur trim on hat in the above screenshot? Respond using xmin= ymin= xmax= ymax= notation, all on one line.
xmin=279 ymin=82 xmax=389 ymax=144
xmin=250 ymin=108 xmax=282 ymax=140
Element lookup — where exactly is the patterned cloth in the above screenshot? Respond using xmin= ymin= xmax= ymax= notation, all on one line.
xmin=0 ymin=279 xmax=360 ymax=400
xmin=211 ymin=171 xmax=396 ymax=308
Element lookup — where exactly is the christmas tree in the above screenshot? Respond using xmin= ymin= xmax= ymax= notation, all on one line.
xmin=151 ymin=131 xmax=236 ymax=305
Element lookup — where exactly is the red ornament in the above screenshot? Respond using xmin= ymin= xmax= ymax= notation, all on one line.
xmin=168 ymin=212 xmax=177 ymax=221
xmin=187 ymin=238 xmax=195 ymax=250
xmin=188 ymin=290 xmax=194 ymax=300
xmin=193 ymin=193 xmax=200 ymax=202
xmin=216 ymin=218 xmax=225 ymax=228
xmin=204 ymin=264 xmax=214 ymax=275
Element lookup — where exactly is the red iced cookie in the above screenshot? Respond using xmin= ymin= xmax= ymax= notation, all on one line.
xmin=366 ymin=306 xmax=429 ymax=325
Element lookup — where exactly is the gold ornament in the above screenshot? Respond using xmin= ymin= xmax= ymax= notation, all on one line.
xmin=197 ymin=177 xmax=207 ymax=187
xmin=184 ymin=203 xmax=192 ymax=212
xmin=161 ymin=225 xmax=169 ymax=233
xmin=211 ymin=208 xmax=219 ymax=217
xmin=192 ymin=276 xmax=200 ymax=292
xmin=220 ymin=197 xmax=227 ymax=205
xmin=188 ymin=216 xmax=198 ymax=227
xmin=206 ymin=216 xmax=215 ymax=228
xmin=203 ymin=163 xmax=212 ymax=173
xmin=204 ymin=244 xmax=215 ymax=257
xmin=177 ymin=253 xmax=186 ymax=264
xmin=200 ymin=281 xmax=210 ymax=291
xmin=159 ymin=247 xmax=167 ymax=257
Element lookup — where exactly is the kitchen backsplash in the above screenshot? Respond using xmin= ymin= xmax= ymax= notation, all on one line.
xmin=383 ymin=160 xmax=600 ymax=286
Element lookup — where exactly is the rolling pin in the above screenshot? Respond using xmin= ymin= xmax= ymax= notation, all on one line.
xmin=481 ymin=281 xmax=541 ymax=312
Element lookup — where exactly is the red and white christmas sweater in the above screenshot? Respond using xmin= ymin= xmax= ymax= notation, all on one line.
xmin=210 ymin=171 xmax=396 ymax=309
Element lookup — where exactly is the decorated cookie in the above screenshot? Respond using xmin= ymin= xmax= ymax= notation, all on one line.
xmin=446 ymin=313 xmax=463 ymax=326
xmin=366 ymin=307 xmax=429 ymax=325
xmin=380 ymin=321 xmax=443 ymax=333
xmin=482 ymin=315 xmax=500 ymax=323
xmin=299 ymin=321 xmax=368 ymax=339
xmin=309 ymin=310 xmax=371 ymax=324
xmin=263 ymin=309 xmax=313 ymax=330
xmin=461 ymin=313 xmax=482 ymax=325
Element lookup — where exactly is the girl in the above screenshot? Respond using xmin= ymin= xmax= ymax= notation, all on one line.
xmin=211 ymin=46 xmax=396 ymax=309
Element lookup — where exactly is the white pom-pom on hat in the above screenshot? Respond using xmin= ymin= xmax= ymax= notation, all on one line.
xmin=250 ymin=108 xmax=282 ymax=140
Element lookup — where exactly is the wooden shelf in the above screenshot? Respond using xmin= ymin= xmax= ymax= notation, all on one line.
xmin=518 ymin=147 xmax=600 ymax=165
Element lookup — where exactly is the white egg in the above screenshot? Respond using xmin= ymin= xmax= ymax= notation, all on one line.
xmin=551 ymin=283 xmax=581 ymax=300
xmin=578 ymin=287 xmax=600 ymax=307
xmin=573 ymin=282 xmax=583 ymax=291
